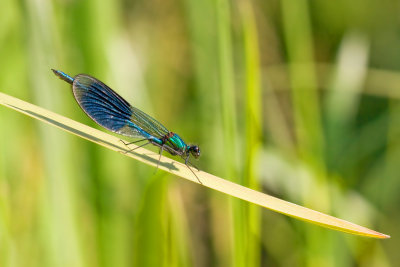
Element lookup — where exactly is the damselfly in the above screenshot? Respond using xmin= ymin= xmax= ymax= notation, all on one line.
xmin=52 ymin=69 xmax=201 ymax=183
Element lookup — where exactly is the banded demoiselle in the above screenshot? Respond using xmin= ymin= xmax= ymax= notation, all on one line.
xmin=52 ymin=69 xmax=201 ymax=183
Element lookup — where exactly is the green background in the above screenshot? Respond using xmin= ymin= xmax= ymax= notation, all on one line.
xmin=0 ymin=0 xmax=399 ymax=266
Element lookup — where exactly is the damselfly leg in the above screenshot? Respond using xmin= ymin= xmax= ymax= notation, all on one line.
xmin=119 ymin=139 xmax=150 ymax=154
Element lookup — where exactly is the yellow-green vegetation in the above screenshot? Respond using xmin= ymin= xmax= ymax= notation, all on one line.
xmin=0 ymin=0 xmax=398 ymax=266
xmin=0 ymin=92 xmax=389 ymax=240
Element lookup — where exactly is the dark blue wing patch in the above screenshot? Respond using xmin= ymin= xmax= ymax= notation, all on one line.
xmin=72 ymin=74 xmax=134 ymax=133
xmin=71 ymin=74 xmax=169 ymax=141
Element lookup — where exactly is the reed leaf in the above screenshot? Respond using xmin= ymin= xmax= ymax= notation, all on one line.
xmin=0 ymin=92 xmax=389 ymax=239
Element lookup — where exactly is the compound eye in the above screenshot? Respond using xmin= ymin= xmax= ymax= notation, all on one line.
xmin=190 ymin=146 xmax=200 ymax=158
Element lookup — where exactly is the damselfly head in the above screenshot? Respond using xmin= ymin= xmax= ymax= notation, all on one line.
xmin=188 ymin=145 xmax=200 ymax=158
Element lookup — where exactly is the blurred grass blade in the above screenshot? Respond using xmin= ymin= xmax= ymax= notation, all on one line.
xmin=0 ymin=92 xmax=390 ymax=239
xmin=215 ymin=0 xmax=243 ymax=265
xmin=241 ymin=1 xmax=262 ymax=266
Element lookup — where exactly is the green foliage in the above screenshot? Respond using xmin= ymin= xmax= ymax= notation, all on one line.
xmin=0 ymin=0 xmax=398 ymax=266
